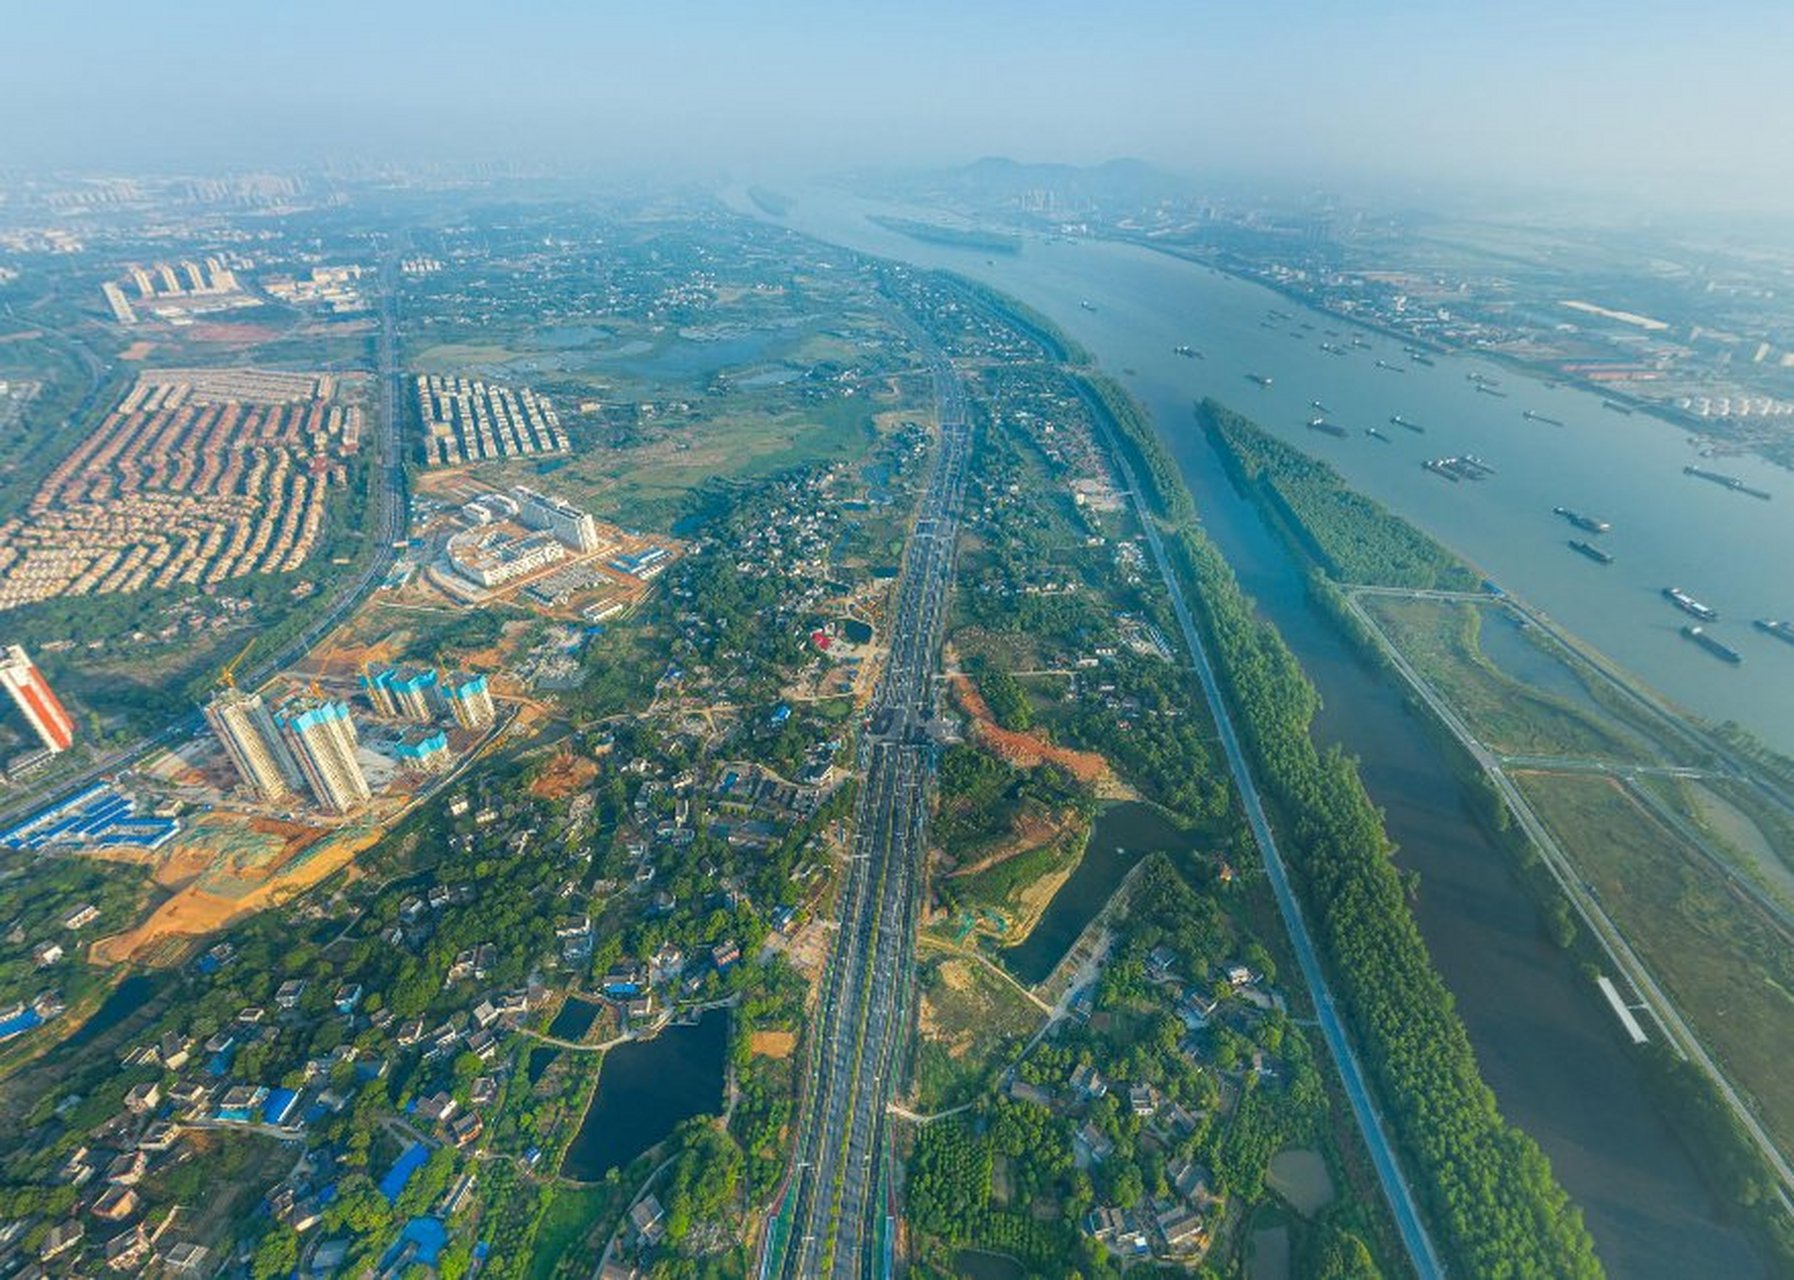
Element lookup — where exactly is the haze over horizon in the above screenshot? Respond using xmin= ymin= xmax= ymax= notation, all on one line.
xmin=7 ymin=0 xmax=1794 ymax=214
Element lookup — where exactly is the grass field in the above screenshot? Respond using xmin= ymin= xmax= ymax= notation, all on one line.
xmin=913 ymin=946 xmax=1044 ymax=1112
xmin=1362 ymin=596 xmax=1662 ymax=761
xmin=1516 ymin=770 xmax=1794 ymax=1156
xmin=474 ymin=397 xmax=891 ymax=531
xmin=526 ymin=1183 xmax=620 ymax=1280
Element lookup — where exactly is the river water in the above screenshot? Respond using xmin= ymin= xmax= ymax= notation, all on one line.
xmin=738 ymin=185 xmax=1770 ymax=1276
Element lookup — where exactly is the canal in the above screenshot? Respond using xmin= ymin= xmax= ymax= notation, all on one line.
xmin=560 ymin=1008 xmax=729 ymax=1182
xmin=739 ymin=186 xmax=1769 ymax=1277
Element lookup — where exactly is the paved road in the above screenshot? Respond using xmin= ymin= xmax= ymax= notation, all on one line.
xmin=769 ymin=337 xmax=970 ymax=1279
xmin=1073 ymin=377 xmax=1449 ymax=1280
xmin=0 ymin=246 xmax=410 ymax=825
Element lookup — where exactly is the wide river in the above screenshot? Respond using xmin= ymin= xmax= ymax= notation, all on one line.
xmin=737 ymin=184 xmax=1773 ymax=1277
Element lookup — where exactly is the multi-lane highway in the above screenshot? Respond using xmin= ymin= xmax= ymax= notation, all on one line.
xmin=768 ymin=339 xmax=970 ymax=1279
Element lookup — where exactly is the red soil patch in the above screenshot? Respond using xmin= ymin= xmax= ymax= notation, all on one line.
xmin=950 ymin=672 xmax=1110 ymax=785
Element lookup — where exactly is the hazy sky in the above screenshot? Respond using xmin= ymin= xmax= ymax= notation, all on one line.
xmin=7 ymin=1 xmax=1793 ymax=208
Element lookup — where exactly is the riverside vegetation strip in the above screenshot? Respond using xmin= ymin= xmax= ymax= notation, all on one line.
xmin=1096 ymin=390 xmax=1604 ymax=1274
xmin=1197 ymin=401 xmax=1794 ymax=1272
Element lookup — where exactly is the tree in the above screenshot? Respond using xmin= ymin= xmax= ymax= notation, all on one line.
xmin=251 ymin=1225 xmax=301 ymax=1280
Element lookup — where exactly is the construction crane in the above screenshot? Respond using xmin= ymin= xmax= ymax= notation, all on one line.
xmin=217 ymin=637 xmax=258 ymax=690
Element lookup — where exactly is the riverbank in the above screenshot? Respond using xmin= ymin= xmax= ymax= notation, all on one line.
xmin=1204 ymin=407 xmax=1794 ymax=1271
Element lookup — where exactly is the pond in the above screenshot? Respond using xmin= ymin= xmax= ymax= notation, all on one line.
xmin=1000 ymin=802 xmax=1193 ymax=986
xmin=61 ymin=973 xmax=161 ymax=1051
xmin=547 ymin=996 xmax=602 ymax=1043
xmin=560 ymin=1008 xmax=728 ymax=1181
xmin=954 ymin=1249 xmax=1026 ymax=1280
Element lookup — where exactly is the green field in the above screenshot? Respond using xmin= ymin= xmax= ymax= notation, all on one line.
xmin=1362 ymin=596 xmax=1666 ymax=762
xmin=1517 ymin=770 xmax=1794 ymax=1156
xmin=913 ymin=948 xmax=1044 ymax=1113
xmin=471 ymin=397 xmax=891 ymax=531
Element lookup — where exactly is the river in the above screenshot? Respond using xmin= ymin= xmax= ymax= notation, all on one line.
xmin=737 ymin=184 xmax=1770 ymax=1276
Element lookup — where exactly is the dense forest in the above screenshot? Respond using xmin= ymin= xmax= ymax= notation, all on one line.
xmin=1201 ymin=401 xmax=1478 ymax=592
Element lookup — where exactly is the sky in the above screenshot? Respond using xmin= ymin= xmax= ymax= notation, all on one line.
xmin=6 ymin=1 xmax=1794 ymax=210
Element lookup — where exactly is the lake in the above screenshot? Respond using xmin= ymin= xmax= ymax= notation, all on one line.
xmin=560 ymin=1008 xmax=728 ymax=1181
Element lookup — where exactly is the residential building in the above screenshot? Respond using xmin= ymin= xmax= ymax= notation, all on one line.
xmin=0 ymin=644 xmax=75 ymax=752
xmin=274 ymin=697 xmax=370 ymax=813
xmin=205 ymin=688 xmax=304 ymax=801
xmin=441 ymin=670 xmax=495 ymax=729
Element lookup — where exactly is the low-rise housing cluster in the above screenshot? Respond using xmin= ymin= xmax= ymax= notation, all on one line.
xmin=0 ymin=370 xmax=359 ymax=609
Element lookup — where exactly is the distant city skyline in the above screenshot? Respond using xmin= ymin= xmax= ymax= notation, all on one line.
xmin=5 ymin=1 xmax=1794 ymax=212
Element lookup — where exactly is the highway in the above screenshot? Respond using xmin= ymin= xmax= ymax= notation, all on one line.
xmin=0 ymin=246 xmax=409 ymax=825
xmin=1073 ymin=379 xmax=1449 ymax=1280
xmin=767 ymin=338 xmax=970 ymax=1279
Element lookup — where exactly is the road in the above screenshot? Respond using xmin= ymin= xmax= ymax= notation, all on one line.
xmin=765 ymin=336 xmax=970 ymax=1279
xmin=0 ymin=245 xmax=410 ymax=825
xmin=1073 ymin=377 xmax=1449 ymax=1280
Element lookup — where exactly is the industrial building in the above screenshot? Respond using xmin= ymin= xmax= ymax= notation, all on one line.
xmin=204 ymin=688 xmax=304 ymax=801
xmin=272 ymin=696 xmax=370 ymax=813
xmin=514 ymin=486 xmax=602 ymax=552
xmin=0 ymin=644 xmax=75 ymax=753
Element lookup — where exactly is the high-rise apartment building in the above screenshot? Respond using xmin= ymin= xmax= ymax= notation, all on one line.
xmin=0 ymin=645 xmax=75 ymax=753
xmin=441 ymin=671 xmax=496 ymax=730
xmin=204 ymin=688 xmax=303 ymax=801
xmin=363 ymin=666 xmax=439 ymax=721
xmin=273 ymin=697 xmax=371 ymax=813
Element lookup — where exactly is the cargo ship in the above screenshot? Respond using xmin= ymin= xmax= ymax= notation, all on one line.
xmin=1410 ymin=352 xmax=1436 ymax=367
xmin=1601 ymin=399 xmax=1635 ymax=415
xmin=1684 ymin=465 xmax=1772 ymax=501
xmin=1460 ymin=454 xmax=1497 ymax=477
xmin=1365 ymin=427 xmax=1391 ymax=443
xmin=1523 ymin=409 xmax=1566 ymax=426
xmin=1663 ymin=587 xmax=1718 ymax=621
xmin=1553 ymin=506 xmax=1611 ymax=534
xmin=1755 ymin=619 xmax=1794 ymax=645
xmin=1307 ymin=417 xmax=1349 ymax=438
xmin=1569 ymin=539 xmax=1613 ymax=564
xmin=1319 ymin=342 xmax=1346 ymax=355
xmin=1247 ymin=373 xmax=1274 ymax=388
xmin=1173 ymin=344 xmax=1201 ymax=358
xmin=1683 ymin=625 xmax=1742 ymax=665
xmin=1390 ymin=414 xmax=1425 ymax=433
xmin=1310 ymin=399 xmax=1331 ymax=413
xmin=1475 ymin=384 xmax=1509 ymax=398
xmin=1080 ymin=300 xmax=1096 ymax=311
xmin=1375 ymin=359 xmax=1405 ymax=373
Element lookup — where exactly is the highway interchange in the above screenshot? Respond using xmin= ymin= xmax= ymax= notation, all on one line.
xmin=770 ymin=340 xmax=970 ymax=1279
